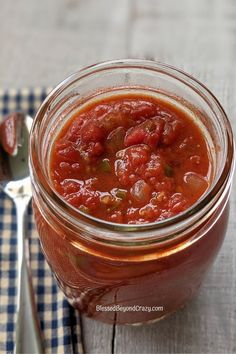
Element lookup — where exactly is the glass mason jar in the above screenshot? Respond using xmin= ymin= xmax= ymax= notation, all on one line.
xmin=30 ymin=60 xmax=234 ymax=325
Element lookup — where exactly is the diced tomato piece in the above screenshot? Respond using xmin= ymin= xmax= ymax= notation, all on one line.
xmin=65 ymin=115 xmax=85 ymax=142
xmin=124 ymin=127 xmax=147 ymax=147
xmin=0 ymin=113 xmax=23 ymax=156
xmin=81 ymin=121 xmax=106 ymax=142
xmin=86 ymin=141 xmax=104 ymax=157
xmin=115 ymin=145 xmax=150 ymax=186
xmin=129 ymin=101 xmax=157 ymax=120
xmin=99 ymin=112 xmax=127 ymax=132
xmin=125 ymin=144 xmax=150 ymax=168
xmin=57 ymin=141 xmax=81 ymax=162
xmin=50 ymin=95 xmax=210 ymax=224
xmin=124 ymin=118 xmax=165 ymax=149
xmin=106 ymin=127 xmax=125 ymax=154
xmin=143 ymin=153 xmax=164 ymax=179
xmin=161 ymin=119 xmax=182 ymax=146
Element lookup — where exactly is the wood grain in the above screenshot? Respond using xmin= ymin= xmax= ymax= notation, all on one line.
xmin=82 ymin=318 xmax=113 ymax=354
xmin=0 ymin=0 xmax=235 ymax=353
xmin=0 ymin=0 xmax=130 ymax=89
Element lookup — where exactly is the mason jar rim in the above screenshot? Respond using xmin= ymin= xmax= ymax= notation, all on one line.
xmin=29 ymin=59 xmax=235 ymax=243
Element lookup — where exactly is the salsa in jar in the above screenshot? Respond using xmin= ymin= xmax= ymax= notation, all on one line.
xmin=30 ymin=60 xmax=234 ymax=325
xmin=50 ymin=94 xmax=211 ymax=224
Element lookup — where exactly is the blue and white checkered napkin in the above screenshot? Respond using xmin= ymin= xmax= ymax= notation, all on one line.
xmin=0 ymin=89 xmax=84 ymax=354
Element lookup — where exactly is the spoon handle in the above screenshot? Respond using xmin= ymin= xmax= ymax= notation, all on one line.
xmin=14 ymin=198 xmax=44 ymax=354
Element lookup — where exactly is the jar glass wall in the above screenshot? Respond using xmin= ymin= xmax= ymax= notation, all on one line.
xmin=30 ymin=60 xmax=234 ymax=324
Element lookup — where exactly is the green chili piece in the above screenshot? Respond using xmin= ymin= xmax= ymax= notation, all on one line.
xmin=100 ymin=158 xmax=111 ymax=173
xmin=164 ymin=164 xmax=174 ymax=177
xmin=109 ymin=198 xmax=122 ymax=212
xmin=115 ymin=189 xmax=127 ymax=199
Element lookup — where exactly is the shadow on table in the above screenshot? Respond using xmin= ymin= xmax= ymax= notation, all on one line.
xmin=112 ymin=273 xmax=234 ymax=354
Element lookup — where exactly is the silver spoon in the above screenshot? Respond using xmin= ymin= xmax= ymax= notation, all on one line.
xmin=0 ymin=114 xmax=44 ymax=354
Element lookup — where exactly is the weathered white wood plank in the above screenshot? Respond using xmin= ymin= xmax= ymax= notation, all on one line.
xmin=0 ymin=0 xmax=130 ymax=89
xmin=82 ymin=316 xmax=114 ymax=354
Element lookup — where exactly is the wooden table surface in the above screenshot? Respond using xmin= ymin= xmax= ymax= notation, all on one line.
xmin=1 ymin=1 xmax=235 ymax=353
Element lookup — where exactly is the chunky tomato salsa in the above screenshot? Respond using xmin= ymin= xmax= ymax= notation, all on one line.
xmin=50 ymin=94 xmax=211 ymax=224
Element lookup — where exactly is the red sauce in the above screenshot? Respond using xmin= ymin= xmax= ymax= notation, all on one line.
xmin=35 ymin=201 xmax=229 ymax=324
xmin=50 ymin=94 xmax=211 ymax=224
xmin=31 ymin=90 xmax=232 ymax=325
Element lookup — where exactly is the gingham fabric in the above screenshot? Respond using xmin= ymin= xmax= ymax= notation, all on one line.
xmin=0 ymin=89 xmax=84 ymax=354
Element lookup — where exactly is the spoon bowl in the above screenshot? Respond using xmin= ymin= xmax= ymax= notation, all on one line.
xmin=0 ymin=114 xmax=32 ymax=197
xmin=0 ymin=113 xmax=44 ymax=354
